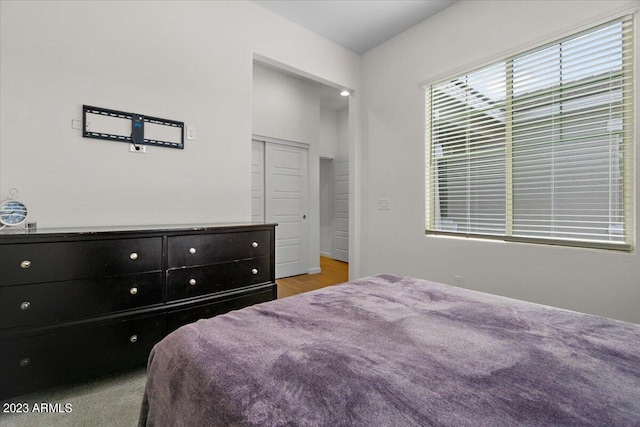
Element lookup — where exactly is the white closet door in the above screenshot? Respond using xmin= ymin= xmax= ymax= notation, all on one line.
xmin=265 ymin=143 xmax=308 ymax=278
xmin=251 ymin=140 xmax=265 ymax=222
xmin=334 ymin=159 xmax=349 ymax=263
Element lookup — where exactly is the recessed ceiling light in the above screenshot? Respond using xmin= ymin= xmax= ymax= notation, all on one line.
xmin=340 ymin=90 xmax=350 ymax=97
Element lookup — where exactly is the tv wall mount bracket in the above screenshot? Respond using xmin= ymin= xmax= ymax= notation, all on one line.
xmin=82 ymin=105 xmax=184 ymax=149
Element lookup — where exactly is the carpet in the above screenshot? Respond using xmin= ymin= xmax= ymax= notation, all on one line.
xmin=0 ymin=368 xmax=146 ymax=427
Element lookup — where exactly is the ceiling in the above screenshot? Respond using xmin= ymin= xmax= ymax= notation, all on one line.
xmin=252 ymin=0 xmax=458 ymax=55
xmin=253 ymin=0 xmax=458 ymax=110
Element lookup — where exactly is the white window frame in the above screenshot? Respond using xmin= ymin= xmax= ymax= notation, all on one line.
xmin=425 ymin=16 xmax=635 ymax=251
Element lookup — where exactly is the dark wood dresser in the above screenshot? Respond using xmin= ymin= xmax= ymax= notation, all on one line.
xmin=0 ymin=223 xmax=276 ymax=399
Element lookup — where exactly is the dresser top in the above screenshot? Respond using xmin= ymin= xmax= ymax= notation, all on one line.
xmin=0 ymin=222 xmax=277 ymax=241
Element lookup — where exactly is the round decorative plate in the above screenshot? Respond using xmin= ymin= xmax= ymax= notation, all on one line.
xmin=0 ymin=199 xmax=28 ymax=227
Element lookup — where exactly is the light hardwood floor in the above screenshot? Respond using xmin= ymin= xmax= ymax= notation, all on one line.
xmin=276 ymin=256 xmax=348 ymax=298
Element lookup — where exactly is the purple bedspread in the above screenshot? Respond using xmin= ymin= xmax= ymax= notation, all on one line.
xmin=139 ymin=274 xmax=640 ymax=426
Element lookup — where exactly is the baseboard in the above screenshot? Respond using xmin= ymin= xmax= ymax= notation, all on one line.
xmin=320 ymin=251 xmax=332 ymax=258
xmin=308 ymin=267 xmax=321 ymax=275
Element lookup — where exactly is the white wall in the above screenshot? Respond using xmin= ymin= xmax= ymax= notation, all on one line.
xmin=337 ymin=107 xmax=349 ymax=159
xmin=253 ymin=64 xmax=321 ymax=145
xmin=0 ymin=0 xmax=359 ymax=229
xmin=360 ymin=0 xmax=640 ymax=323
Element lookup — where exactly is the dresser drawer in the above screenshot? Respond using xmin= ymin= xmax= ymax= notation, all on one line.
xmin=0 ymin=272 xmax=163 ymax=329
xmin=0 ymin=314 xmax=165 ymax=400
xmin=167 ymin=257 xmax=271 ymax=301
xmin=167 ymin=230 xmax=270 ymax=268
xmin=167 ymin=287 xmax=275 ymax=332
xmin=0 ymin=238 xmax=162 ymax=286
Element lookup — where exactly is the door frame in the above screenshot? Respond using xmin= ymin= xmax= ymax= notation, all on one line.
xmin=319 ymin=157 xmax=335 ymax=259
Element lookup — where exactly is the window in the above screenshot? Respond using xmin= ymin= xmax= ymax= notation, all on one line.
xmin=425 ymin=17 xmax=634 ymax=250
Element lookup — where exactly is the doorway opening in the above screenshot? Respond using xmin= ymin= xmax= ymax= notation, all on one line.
xmin=320 ymin=157 xmax=349 ymax=263
xmin=251 ymin=58 xmax=351 ymax=284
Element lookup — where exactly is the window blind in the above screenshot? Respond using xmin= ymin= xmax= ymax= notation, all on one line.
xmin=425 ymin=16 xmax=634 ymax=250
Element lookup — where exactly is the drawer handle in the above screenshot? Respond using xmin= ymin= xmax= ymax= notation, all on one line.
xmin=20 ymin=260 xmax=31 ymax=269
xmin=20 ymin=301 xmax=31 ymax=311
xmin=129 ymin=287 xmax=138 ymax=295
xmin=189 ymin=247 xmax=196 ymax=254
xmin=252 ymin=242 xmax=259 ymax=248
xmin=251 ymin=268 xmax=258 ymax=275
xmin=20 ymin=358 xmax=30 ymax=367
xmin=129 ymin=252 xmax=138 ymax=260
xmin=130 ymin=335 xmax=138 ymax=343
xmin=189 ymin=278 xmax=197 ymax=286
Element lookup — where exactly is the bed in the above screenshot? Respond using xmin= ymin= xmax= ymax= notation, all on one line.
xmin=138 ymin=274 xmax=640 ymax=426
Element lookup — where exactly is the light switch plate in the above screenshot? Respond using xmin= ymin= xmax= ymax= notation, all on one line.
xmin=186 ymin=126 xmax=196 ymax=140
xmin=377 ymin=199 xmax=391 ymax=210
